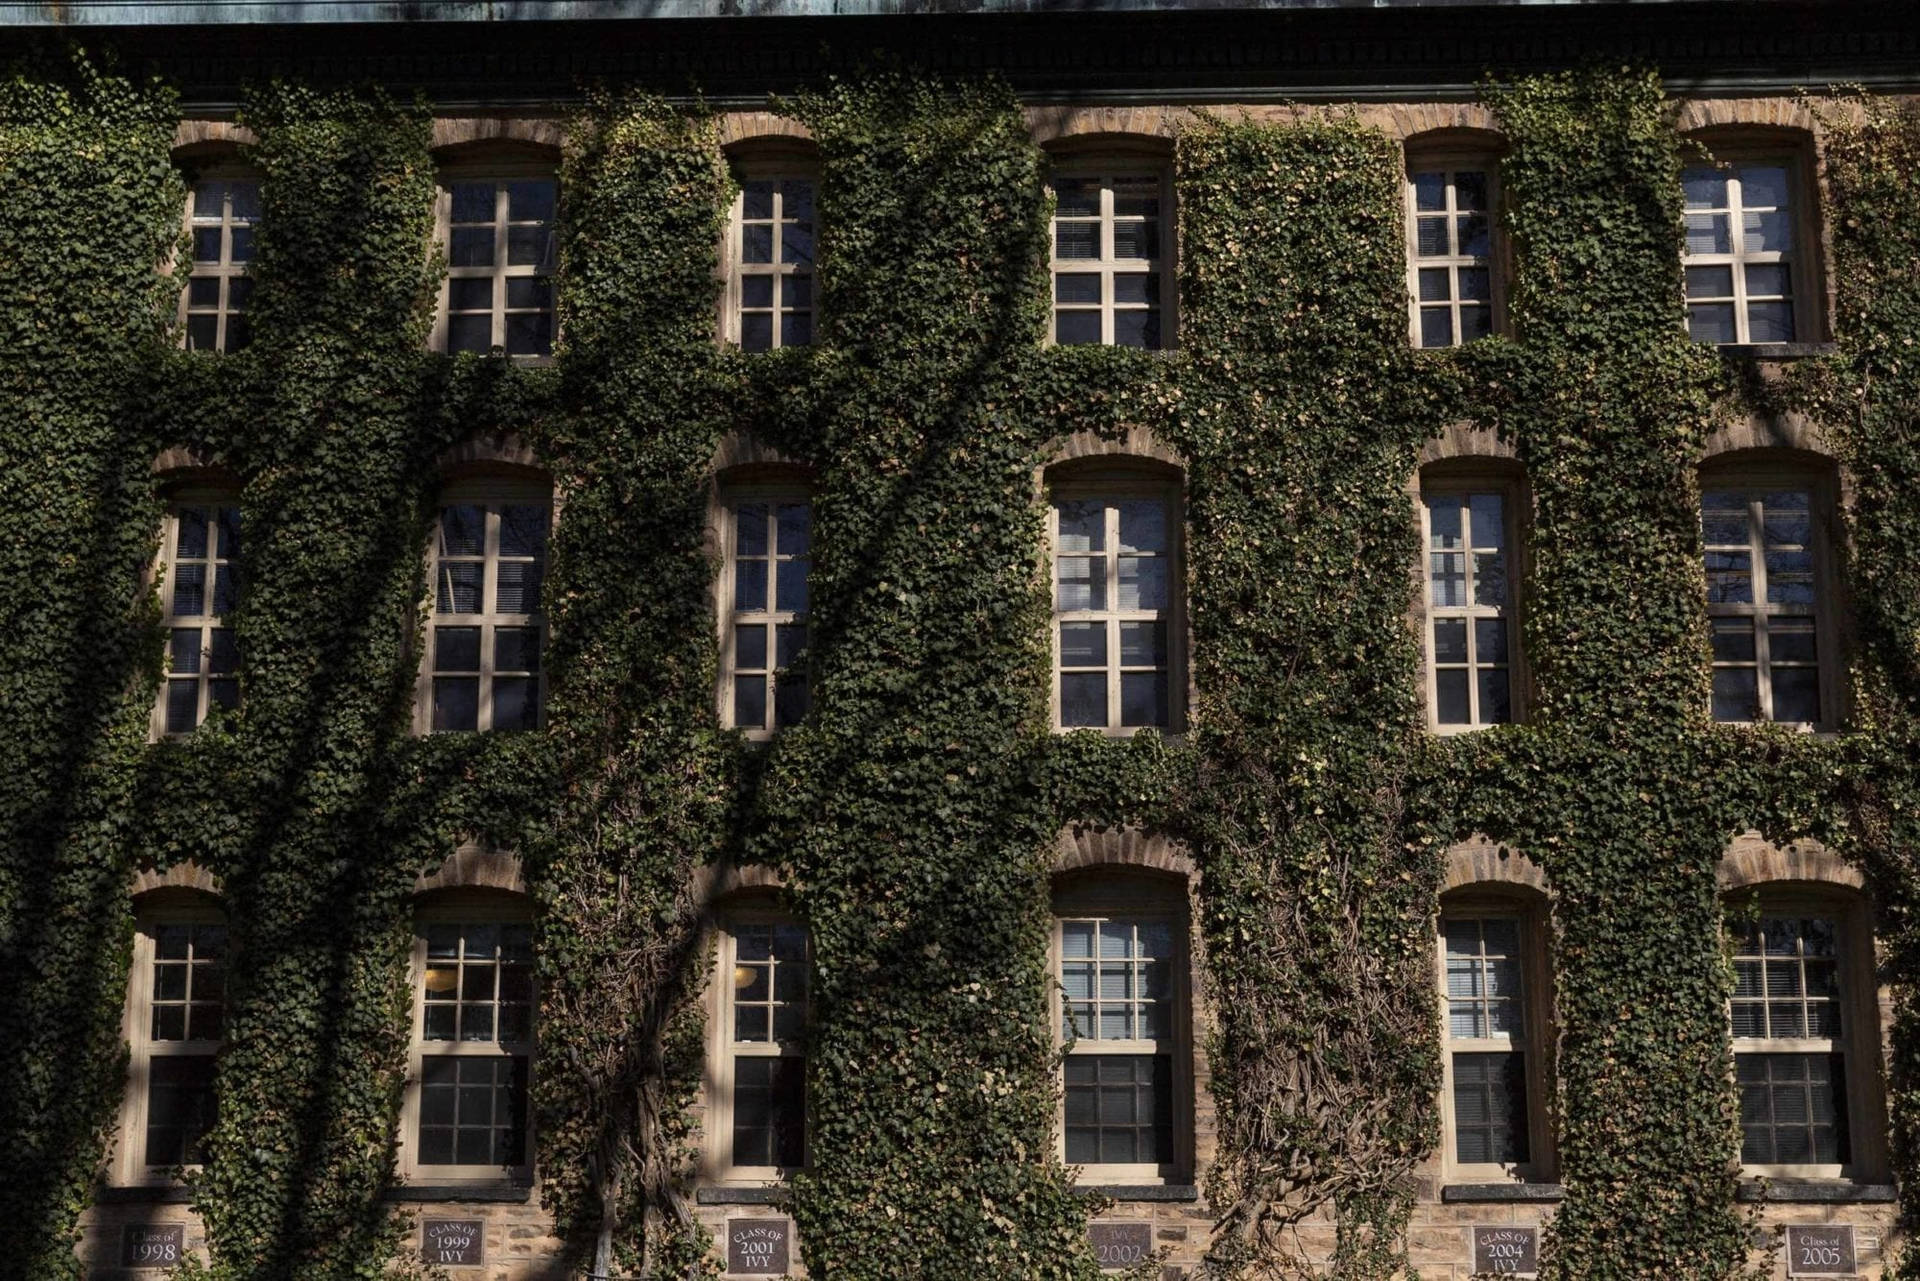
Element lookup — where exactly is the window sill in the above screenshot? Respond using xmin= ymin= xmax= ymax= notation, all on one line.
xmin=1736 ymin=1180 xmax=1897 ymax=1204
xmin=696 ymin=1185 xmax=791 ymax=1205
xmin=1441 ymin=1183 xmax=1564 ymax=1204
xmin=1072 ymin=1184 xmax=1199 ymax=1202
xmin=385 ymin=1182 xmax=533 ymax=1203
xmin=95 ymin=1184 xmax=194 ymax=1205
xmin=1715 ymin=342 xmax=1836 ymax=361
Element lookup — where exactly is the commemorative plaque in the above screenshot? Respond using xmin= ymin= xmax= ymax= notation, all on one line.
xmin=122 ymin=1224 xmax=185 ymax=1269
xmin=1471 ymin=1225 xmax=1538 ymax=1276
xmin=1786 ymin=1225 xmax=1856 ymax=1277
xmin=421 ymin=1219 xmax=485 ymax=1266
xmin=727 ymin=1218 xmax=790 ymax=1275
xmin=1089 ymin=1222 xmax=1153 ymax=1269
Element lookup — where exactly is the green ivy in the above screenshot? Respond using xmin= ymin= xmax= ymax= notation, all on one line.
xmin=5 ymin=48 xmax=1920 ymax=1281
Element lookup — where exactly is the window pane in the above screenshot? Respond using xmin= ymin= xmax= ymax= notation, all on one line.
xmin=1117 ymin=557 xmax=1167 ymax=610
xmin=1055 ymin=310 xmax=1102 ymax=345
xmin=1432 ymin=619 xmax=1467 ymax=665
xmin=1477 ymin=669 xmax=1511 ymax=725
xmin=1119 ymin=621 xmax=1166 ymax=667
xmin=1685 ymin=265 xmax=1734 ymax=298
xmin=1059 ymin=622 xmax=1107 ymax=668
xmin=1061 ymin=673 xmax=1107 ymax=728
xmin=505 ymin=312 xmax=553 ymax=358
xmin=776 ymin=558 xmax=809 ymax=613
xmin=1112 ymin=309 xmax=1160 ymax=350
xmin=740 ymin=313 xmax=773 ymax=352
xmin=1712 ymin=667 xmax=1759 ymax=722
xmin=1683 ymin=168 xmax=1728 ymax=209
xmin=1120 ymin=673 xmax=1168 ymax=727
xmin=1710 ymin=618 xmax=1756 ymax=663
xmin=1771 ymin=667 xmax=1820 ymax=724
xmin=1686 ymin=213 xmax=1732 ymax=256
xmin=1748 ymin=301 xmax=1795 ymax=344
xmin=1435 ymin=669 xmax=1470 ymax=726
xmin=1689 ymin=303 xmax=1738 ymax=344
xmin=1744 ymin=209 xmax=1792 ymax=254
xmin=1412 ymin=172 xmax=1447 ymax=212
xmin=1741 ymin=165 xmax=1791 ymax=211
xmin=493 ymin=678 xmax=538 ymax=731
xmin=1451 ymin=1051 xmax=1527 ymax=1165
xmin=734 ymin=674 xmax=767 ymax=730
xmin=736 ymin=624 xmax=768 ymax=671
xmin=435 ymin=626 xmax=481 ymax=672
xmin=433 ymin=677 xmax=480 ymax=731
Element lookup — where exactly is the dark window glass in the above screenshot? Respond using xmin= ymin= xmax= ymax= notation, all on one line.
xmin=1063 ymin=1053 xmax=1172 ymax=1166
xmin=417 ymin=1054 xmax=528 ymax=1167
xmin=1451 ymin=1050 xmax=1528 ymax=1165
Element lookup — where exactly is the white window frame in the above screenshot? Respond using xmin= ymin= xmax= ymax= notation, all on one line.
xmin=1681 ymin=143 xmax=1819 ymax=347
xmin=1700 ymin=463 xmax=1841 ymax=731
xmin=415 ymin=478 xmax=553 ymax=735
xmin=1727 ymin=890 xmax=1884 ymax=1182
xmin=705 ymin=909 xmax=810 ymax=1184
xmin=117 ymin=895 xmax=227 ymax=1187
xmin=430 ymin=163 xmax=559 ymax=363
xmin=1403 ymin=151 xmax=1503 ymax=348
xmin=1051 ymin=876 xmax=1192 ymax=1186
xmin=1047 ymin=162 xmax=1177 ymax=351
xmin=716 ymin=486 xmax=812 ymax=739
xmin=1047 ymin=474 xmax=1186 ymax=736
xmin=152 ymin=488 xmax=242 ymax=739
xmin=722 ymin=159 xmax=818 ymax=351
xmin=1436 ymin=895 xmax=1555 ymax=1184
xmin=398 ymin=897 xmax=536 ymax=1184
xmin=179 ymin=167 xmax=258 ymax=354
xmin=1419 ymin=474 xmax=1525 ymax=733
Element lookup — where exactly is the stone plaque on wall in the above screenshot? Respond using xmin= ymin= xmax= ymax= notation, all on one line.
xmin=1090 ymin=1222 xmax=1153 ymax=1270
xmin=727 ymin=1218 xmax=790 ymax=1275
xmin=1472 ymin=1225 xmax=1539 ymax=1276
xmin=1786 ymin=1225 xmax=1856 ymax=1277
xmin=421 ymin=1219 xmax=485 ymax=1266
xmin=122 ymin=1225 xmax=185 ymax=1269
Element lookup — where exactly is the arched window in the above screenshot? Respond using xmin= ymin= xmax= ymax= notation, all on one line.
xmin=1047 ymin=140 xmax=1175 ymax=350
xmin=179 ymin=161 xmax=259 ymax=354
xmin=1699 ymin=452 xmax=1841 ymax=729
xmin=119 ymin=892 xmax=228 ymax=1184
xmin=1726 ymin=886 xmax=1885 ymax=1180
xmin=400 ymin=894 xmax=535 ymax=1182
xmin=418 ymin=473 xmax=552 ymax=733
xmin=1682 ymin=131 xmax=1823 ymax=347
xmin=1403 ymin=133 xmax=1504 ymax=348
xmin=1046 ymin=457 xmax=1186 ymax=734
xmin=723 ymin=142 xmax=818 ymax=351
xmin=709 ymin=905 xmax=811 ymax=1179
xmin=432 ymin=148 xmax=559 ymax=361
xmin=1418 ymin=463 xmax=1525 ymax=731
xmin=1052 ymin=870 xmax=1192 ymax=1183
xmin=716 ymin=471 xmax=813 ymax=736
xmin=1437 ymin=887 xmax=1554 ymax=1182
xmin=154 ymin=479 xmax=242 ymax=736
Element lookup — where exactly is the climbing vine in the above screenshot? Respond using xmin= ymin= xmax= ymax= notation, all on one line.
xmin=4 ymin=45 xmax=1920 ymax=1281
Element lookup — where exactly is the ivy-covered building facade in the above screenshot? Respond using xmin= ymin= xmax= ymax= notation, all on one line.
xmin=6 ymin=2 xmax=1920 ymax=1279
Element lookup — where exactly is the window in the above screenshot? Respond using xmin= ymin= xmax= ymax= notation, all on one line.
xmin=713 ymin=916 xmax=810 ymax=1177
xmin=1050 ymin=477 xmax=1183 ymax=733
xmin=157 ymin=498 xmax=241 ymax=735
xmin=720 ymin=494 xmax=810 ymax=735
xmin=1439 ymin=900 xmax=1553 ymax=1179
xmin=121 ymin=901 xmax=227 ymax=1183
xmin=1683 ymin=156 xmax=1807 ymax=345
xmin=1053 ymin=877 xmax=1190 ymax=1181
xmin=1050 ymin=170 xmax=1173 ymax=349
xmin=402 ymin=910 xmax=534 ymax=1180
xmin=1421 ymin=482 xmax=1519 ymax=730
xmin=182 ymin=176 xmax=257 ymax=353
xmin=1701 ymin=472 xmax=1835 ymax=727
xmin=1728 ymin=907 xmax=1878 ymax=1175
xmin=1406 ymin=161 xmax=1498 ymax=347
xmin=422 ymin=490 xmax=550 ymax=733
xmin=437 ymin=176 xmax=557 ymax=359
xmin=728 ymin=174 xmax=815 ymax=351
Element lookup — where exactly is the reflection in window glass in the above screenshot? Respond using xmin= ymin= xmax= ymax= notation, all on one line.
xmin=1051 ymin=174 xmax=1167 ymax=349
xmin=1058 ymin=916 xmax=1178 ymax=1167
xmin=727 ymin=498 xmax=810 ymax=733
xmin=430 ymin=500 xmax=548 ymax=733
xmin=1730 ymin=916 xmax=1849 ymax=1166
xmin=1409 ymin=168 xmax=1494 ymax=347
xmin=184 ymin=179 xmax=258 ymax=353
xmin=734 ymin=177 xmax=814 ymax=351
xmin=443 ymin=178 xmax=557 ymax=358
xmin=1702 ymin=488 xmax=1821 ymax=724
xmin=1683 ymin=164 xmax=1797 ymax=345
xmin=1443 ymin=916 xmax=1531 ymax=1167
xmin=1054 ymin=493 xmax=1175 ymax=731
xmin=727 ymin=921 xmax=809 ymax=1169
xmin=161 ymin=503 xmax=242 ymax=734
xmin=1423 ymin=491 xmax=1512 ymax=728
